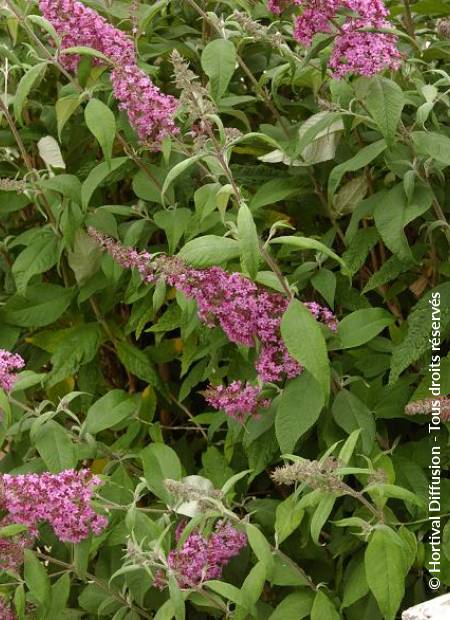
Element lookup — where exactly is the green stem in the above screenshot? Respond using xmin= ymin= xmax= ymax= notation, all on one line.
xmin=402 ymin=0 xmax=416 ymax=41
xmin=36 ymin=552 xmax=153 ymax=619
xmin=183 ymin=0 xmax=291 ymax=139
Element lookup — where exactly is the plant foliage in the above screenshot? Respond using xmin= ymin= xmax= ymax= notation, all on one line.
xmin=0 ymin=0 xmax=450 ymax=618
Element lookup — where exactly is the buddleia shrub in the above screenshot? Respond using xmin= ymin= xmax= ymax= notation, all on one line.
xmin=0 ymin=0 xmax=449 ymax=618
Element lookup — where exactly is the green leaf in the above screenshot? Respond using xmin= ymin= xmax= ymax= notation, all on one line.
xmin=141 ymin=443 xmax=182 ymax=503
xmin=24 ymin=549 xmax=50 ymax=605
xmin=250 ymin=178 xmax=299 ymax=210
xmin=261 ymin=112 xmax=343 ymax=166
xmin=47 ymin=323 xmax=102 ymax=386
xmin=221 ymin=469 xmax=251 ymax=496
xmin=239 ymin=561 xmax=266 ymax=611
xmin=0 ymin=388 xmax=11 ymax=429
xmin=366 ymin=483 xmax=425 ymax=509
xmin=362 ymin=254 xmax=412 ymax=294
xmin=201 ymin=39 xmax=236 ymax=99
xmin=4 ymin=284 xmax=74 ymax=327
xmin=390 ymin=282 xmax=450 ymax=383
xmin=337 ymin=308 xmax=395 ymax=349
xmin=27 ymin=14 xmax=60 ymax=45
xmin=332 ymin=389 xmax=375 ymax=453
xmin=268 ymin=591 xmax=314 ymax=620
xmin=398 ymin=526 xmax=418 ymax=573
xmin=74 ymin=538 xmax=91 ymax=580
xmin=194 ymin=183 xmax=221 ymax=220
xmin=281 ymin=300 xmax=330 ymax=401
xmin=373 ymin=188 xmax=412 ymax=263
xmin=12 ymin=230 xmax=59 ymax=294
xmin=270 ymin=235 xmax=347 ymax=272
xmin=47 ymin=573 xmax=71 ymax=618
xmin=32 ymin=420 xmax=77 ymax=472
xmin=161 ymin=155 xmax=202 ymax=205
xmin=333 ymin=175 xmax=368 ymax=217
xmin=78 ymin=584 xmax=118 ymax=615
xmin=373 ymin=184 xmax=432 ymax=263
xmin=0 ymin=523 xmax=28 ymax=537
xmin=311 ymin=269 xmax=336 ymax=308
xmin=14 ymin=62 xmax=47 ymax=125
xmin=61 ymin=45 xmax=110 ymax=63
xmin=168 ymin=576 xmax=185 ymax=620
xmin=271 ymin=552 xmax=310 ymax=587
xmin=67 ymin=229 xmax=102 ymax=285
xmin=237 ymin=203 xmax=260 ymax=279
xmin=132 ymin=166 xmax=168 ymax=205
xmin=342 ymin=227 xmax=379 ymax=276
xmin=275 ymin=494 xmax=304 ymax=544
xmin=37 ymin=136 xmax=66 ymax=169
xmin=56 ymin=94 xmax=81 ymax=139
xmin=246 ymin=523 xmax=274 ymax=575
xmin=412 ymin=130 xmax=450 ymax=165
xmin=85 ymin=389 xmax=137 ymax=434
xmin=154 ymin=600 xmax=175 ymax=620
xmin=328 ymin=139 xmax=387 ymax=200
xmin=85 ymin=98 xmax=116 ymax=164
xmin=116 ymin=341 xmax=158 ymax=386
xmin=342 ymin=554 xmax=369 ymax=609
xmin=202 ymin=446 xmax=233 ymax=488
xmin=338 ymin=429 xmax=361 ymax=465
xmin=365 ymin=527 xmax=406 ymax=620
xmin=205 ymin=581 xmax=243 ymax=605
xmin=41 ymin=174 xmax=81 ymax=203
xmin=365 ymin=77 xmax=405 ymax=145
xmin=311 ymin=591 xmax=340 ymax=620
xmin=413 ymin=0 xmax=450 ymax=14
xmin=310 ymin=493 xmax=335 ymax=545
xmin=14 ymin=584 xmax=26 ymax=620
xmin=296 ymin=111 xmax=344 ymax=163
xmin=81 ymin=157 xmax=127 ymax=209
xmin=276 ymin=371 xmax=324 ymax=452
xmin=179 ymin=235 xmax=240 ymax=267
xmin=154 ymin=208 xmax=191 ymax=254
xmin=216 ymin=185 xmax=233 ymax=217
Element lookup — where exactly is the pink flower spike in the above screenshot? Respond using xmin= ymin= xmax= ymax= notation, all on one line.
xmin=1 ymin=469 xmax=108 ymax=544
xmin=0 ymin=349 xmax=25 ymax=392
xmin=276 ymin=0 xmax=401 ymax=77
xmin=155 ymin=520 xmax=247 ymax=589
xmin=38 ymin=0 xmax=178 ymax=147
xmin=89 ymin=230 xmax=338 ymax=390
xmin=204 ymin=381 xmax=269 ymax=423
xmin=0 ymin=598 xmax=16 ymax=620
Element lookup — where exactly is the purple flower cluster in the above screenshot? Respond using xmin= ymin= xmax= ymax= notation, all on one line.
xmin=112 ymin=65 xmax=178 ymax=145
xmin=0 ymin=349 xmax=24 ymax=392
xmin=305 ymin=301 xmax=338 ymax=331
xmin=175 ymin=268 xmax=261 ymax=347
xmin=167 ymin=269 xmax=336 ymax=384
xmin=204 ymin=382 xmax=270 ymax=422
xmin=39 ymin=0 xmax=178 ymax=146
xmin=38 ymin=0 xmax=135 ymax=70
xmin=0 ymin=599 xmax=15 ymax=620
xmin=271 ymin=0 xmax=401 ymax=77
xmin=1 ymin=469 xmax=107 ymax=544
xmin=155 ymin=520 xmax=247 ymax=589
xmin=89 ymin=229 xmax=337 ymax=420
